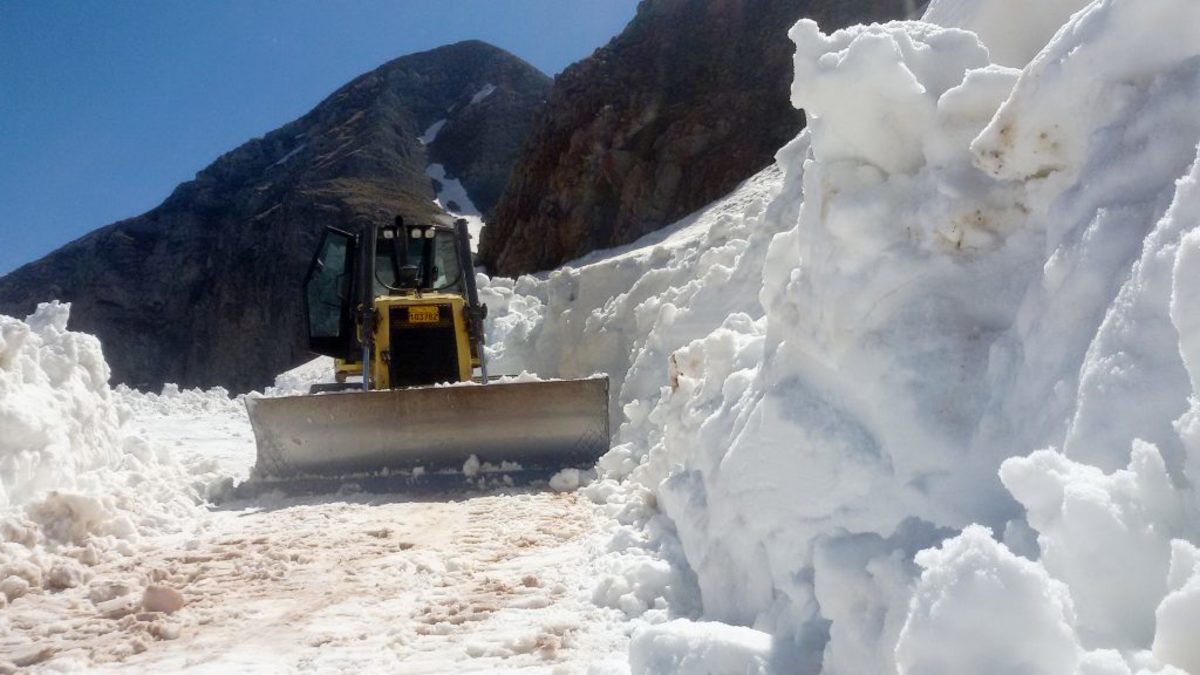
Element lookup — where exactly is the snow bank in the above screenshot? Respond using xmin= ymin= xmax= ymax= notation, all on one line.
xmin=1 ymin=301 xmax=123 ymax=509
xmin=1 ymin=303 xmax=220 ymax=604
xmin=483 ymin=0 xmax=1200 ymax=670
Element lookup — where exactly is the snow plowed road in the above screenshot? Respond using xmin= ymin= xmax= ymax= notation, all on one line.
xmin=4 ymin=489 xmax=633 ymax=673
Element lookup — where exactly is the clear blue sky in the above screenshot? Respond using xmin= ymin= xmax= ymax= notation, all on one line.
xmin=0 ymin=0 xmax=640 ymax=275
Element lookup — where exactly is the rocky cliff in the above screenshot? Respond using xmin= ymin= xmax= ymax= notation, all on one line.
xmin=0 ymin=41 xmax=549 ymax=392
xmin=479 ymin=0 xmax=911 ymax=276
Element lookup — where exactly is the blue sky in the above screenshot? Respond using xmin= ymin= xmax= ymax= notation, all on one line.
xmin=0 ymin=1 xmax=640 ymax=275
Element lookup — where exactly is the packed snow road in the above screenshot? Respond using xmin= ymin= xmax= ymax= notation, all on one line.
xmin=4 ymin=487 xmax=632 ymax=673
xmin=0 ymin=351 xmax=656 ymax=673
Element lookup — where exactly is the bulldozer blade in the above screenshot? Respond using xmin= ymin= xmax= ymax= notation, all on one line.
xmin=245 ymin=377 xmax=610 ymax=481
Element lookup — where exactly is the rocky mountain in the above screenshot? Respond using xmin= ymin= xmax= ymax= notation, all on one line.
xmin=0 ymin=40 xmax=550 ymax=392
xmin=479 ymin=0 xmax=912 ymax=276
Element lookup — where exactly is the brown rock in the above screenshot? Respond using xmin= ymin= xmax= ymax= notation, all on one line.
xmin=480 ymin=0 xmax=912 ymax=277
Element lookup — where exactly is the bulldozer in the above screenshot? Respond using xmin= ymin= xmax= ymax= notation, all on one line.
xmin=244 ymin=217 xmax=609 ymax=483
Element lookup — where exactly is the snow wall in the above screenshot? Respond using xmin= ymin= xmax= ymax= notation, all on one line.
xmin=483 ymin=0 xmax=1200 ymax=671
xmin=0 ymin=302 xmax=220 ymax=606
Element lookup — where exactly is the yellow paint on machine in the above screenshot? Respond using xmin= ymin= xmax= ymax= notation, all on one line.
xmin=368 ymin=293 xmax=475 ymax=390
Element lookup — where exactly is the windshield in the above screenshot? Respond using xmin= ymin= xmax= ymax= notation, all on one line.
xmin=373 ymin=227 xmax=463 ymax=295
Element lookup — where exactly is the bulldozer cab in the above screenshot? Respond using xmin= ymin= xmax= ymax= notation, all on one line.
xmin=302 ymin=217 xmax=487 ymax=388
xmin=371 ymin=222 xmax=465 ymax=296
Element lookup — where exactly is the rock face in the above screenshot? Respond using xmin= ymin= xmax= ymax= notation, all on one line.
xmin=0 ymin=41 xmax=549 ymax=392
xmin=479 ymin=0 xmax=912 ymax=276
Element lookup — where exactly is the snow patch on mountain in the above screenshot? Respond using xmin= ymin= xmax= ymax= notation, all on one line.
xmin=419 ymin=119 xmax=447 ymax=145
xmin=470 ymin=83 xmax=497 ymax=105
xmin=269 ymin=142 xmax=308 ymax=168
xmin=427 ymin=162 xmax=485 ymax=252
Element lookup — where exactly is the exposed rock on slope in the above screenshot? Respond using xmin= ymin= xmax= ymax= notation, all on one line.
xmin=479 ymin=0 xmax=911 ymax=277
xmin=0 ymin=41 xmax=549 ymax=392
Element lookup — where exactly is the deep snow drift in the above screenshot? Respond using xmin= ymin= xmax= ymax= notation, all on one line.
xmin=479 ymin=0 xmax=1200 ymax=671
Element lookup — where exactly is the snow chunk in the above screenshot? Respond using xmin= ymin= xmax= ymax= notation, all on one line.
xmin=549 ymin=468 xmax=582 ymax=492
xmin=790 ymin=19 xmax=989 ymax=175
xmin=469 ymin=83 xmax=496 ymax=105
xmin=1171 ymin=201 xmax=1200 ymax=395
xmin=1153 ymin=541 xmax=1200 ymax=673
xmin=462 ymin=454 xmax=481 ymax=478
xmin=628 ymin=619 xmax=772 ymax=675
xmin=268 ymin=355 xmax=335 ymax=396
xmin=1001 ymin=444 xmax=1188 ymax=647
xmin=895 ymin=525 xmax=1081 ymax=675
xmin=477 ymin=4 xmax=1200 ymax=671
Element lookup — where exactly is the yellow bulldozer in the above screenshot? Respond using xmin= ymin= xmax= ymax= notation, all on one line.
xmin=245 ymin=217 xmax=609 ymax=482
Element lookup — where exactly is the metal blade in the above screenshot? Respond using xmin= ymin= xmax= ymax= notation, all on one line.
xmin=246 ymin=377 xmax=609 ymax=480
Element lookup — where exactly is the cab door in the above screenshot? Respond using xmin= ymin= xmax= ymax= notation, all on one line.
xmin=303 ymin=227 xmax=357 ymax=358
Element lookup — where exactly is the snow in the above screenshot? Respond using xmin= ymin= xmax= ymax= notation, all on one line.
xmin=5 ymin=486 xmax=648 ymax=672
xmin=1 ymin=319 xmax=670 ymax=671
xmin=427 ymin=162 xmax=485 ymax=253
xmin=549 ymin=468 xmax=585 ymax=493
xmin=269 ymin=142 xmax=307 ymax=168
xmin=0 ymin=301 xmax=222 ymax=555
xmin=476 ymin=1 xmax=1200 ymax=671
xmin=628 ymin=620 xmax=772 ymax=675
xmin=470 ymin=83 xmax=497 ymax=105
xmin=266 ymin=354 xmax=333 ymax=395
xmin=0 ymin=303 xmax=228 ymax=666
xmin=420 ymin=93 xmax=494 ymax=251
xmin=895 ymin=524 xmax=1082 ymax=675
xmin=1 ymin=301 xmax=124 ymax=510
xmin=117 ymin=382 xmax=255 ymax=479
xmin=419 ymin=119 xmax=446 ymax=145
xmin=1154 ymin=541 xmax=1200 ymax=673
xmin=922 ymin=0 xmax=1091 ymax=67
